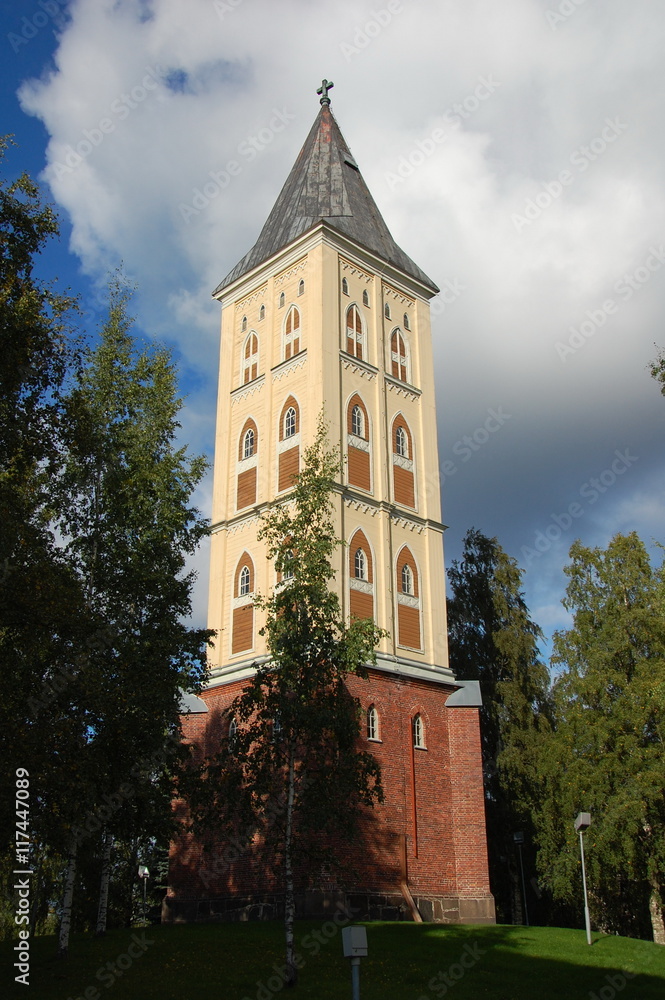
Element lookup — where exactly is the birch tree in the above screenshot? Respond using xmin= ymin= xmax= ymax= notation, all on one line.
xmin=54 ymin=277 xmax=210 ymax=949
xmin=189 ymin=418 xmax=384 ymax=987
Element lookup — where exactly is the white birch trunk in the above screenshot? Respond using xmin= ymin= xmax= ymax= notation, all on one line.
xmin=283 ymin=746 xmax=297 ymax=987
xmin=643 ymin=824 xmax=664 ymax=944
xmin=57 ymin=833 xmax=78 ymax=958
xmin=95 ymin=830 xmax=113 ymax=936
xmin=649 ymin=884 xmax=665 ymax=945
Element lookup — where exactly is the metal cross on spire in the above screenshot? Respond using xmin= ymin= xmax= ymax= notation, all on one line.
xmin=317 ymin=79 xmax=334 ymax=106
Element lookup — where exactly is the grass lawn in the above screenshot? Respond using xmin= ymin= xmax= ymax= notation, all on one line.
xmin=3 ymin=920 xmax=664 ymax=1000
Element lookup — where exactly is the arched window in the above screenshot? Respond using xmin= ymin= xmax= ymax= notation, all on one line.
xmin=362 ymin=289 xmax=370 ymax=307
xmin=397 ymin=546 xmax=420 ymax=649
xmin=367 ymin=706 xmax=379 ymax=741
xmin=390 ymin=330 xmax=408 ymax=382
xmin=349 ymin=529 xmax=373 ymax=622
xmin=392 ymin=415 xmax=415 ymax=508
xmin=233 ymin=554 xmax=254 ymax=654
xmin=395 ymin=425 xmax=408 ymax=458
xmin=259 ymin=304 xmax=265 ymax=321
xmin=243 ymin=332 xmax=259 ymax=384
xmin=282 ymin=549 xmax=294 ymax=580
xmin=278 ymin=397 xmax=300 ymax=491
xmin=228 ymin=717 xmax=237 ymax=740
xmin=279 ymin=397 xmax=300 ymax=441
xmin=284 ymin=407 xmax=296 ymax=438
xmin=279 ymin=291 xmax=285 ymax=308
xmin=342 ymin=277 xmax=349 ymax=295
xmin=284 ymin=306 xmax=300 ymax=360
xmin=243 ymin=427 xmax=255 ymax=459
xmin=351 ymin=404 xmax=364 ymax=438
xmin=384 ymin=302 xmax=391 ymax=319
xmin=241 ymin=315 xmax=247 ymax=332
xmin=413 ymin=714 xmax=425 ymax=748
xmin=298 ymin=279 xmax=305 ymax=296
xmin=237 ymin=420 xmax=258 ymax=508
xmin=347 ymin=395 xmax=371 ymax=492
xmin=403 ymin=312 xmax=410 ymax=330
xmin=345 ymin=304 xmax=364 ymax=360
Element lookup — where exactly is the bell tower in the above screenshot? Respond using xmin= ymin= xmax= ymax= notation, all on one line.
xmin=168 ymin=83 xmax=495 ymax=925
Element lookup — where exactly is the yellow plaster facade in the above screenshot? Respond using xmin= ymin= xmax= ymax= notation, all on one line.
xmin=207 ymin=222 xmax=453 ymax=690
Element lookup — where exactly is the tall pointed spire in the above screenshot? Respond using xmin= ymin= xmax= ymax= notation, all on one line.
xmin=214 ymin=89 xmax=438 ymax=295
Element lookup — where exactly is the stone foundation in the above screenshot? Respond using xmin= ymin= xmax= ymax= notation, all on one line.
xmin=162 ymin=888 xmax=495 ymax=925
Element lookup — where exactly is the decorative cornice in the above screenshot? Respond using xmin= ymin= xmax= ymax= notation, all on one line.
xmin=340 ymin=257 xmax=374 ymax=284
xmin=223 ymin=516 xmax=261 ymax=535
xmin=350 ymin=578 xmax=374 ymax=594
xmin=383 ymin=283 xmax=415 ymax=308
xmin=385 ymin=374 xmax=421 ymax=399
xmin=344 ymin=497 xmax=379 ymax=517
xmin=392 ymin=453 xmax=413 ymax=471
xmin=274 ymin=258 xmax=307 ymax=287
xmin=205 ymin=654 xmax=459 ymax=692
xmin=391 ymin=514 xmax=425 ymax=533
xmin=372 ymin=652 xmax=457 ymax=687
xmin=235 ymin=284 xmax=267 ymax=312
xmin=231 ymin=375 xmax=265 ymax=404
xmin=340 ymin=352 xmax=378 ymax=381
xmin=272 ymin=351 xmax=307 ymax=381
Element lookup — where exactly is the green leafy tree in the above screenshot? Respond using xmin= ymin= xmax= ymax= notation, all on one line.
xmin=0 ymin=139 xmax=96 ymax=943
xmin=650 ymin=348 xmax=665 ymax=395
xmin=536 ymin=532 xmax=665 ymax=943
xmin=188 ymin=418 xmax=384 ymax=987
xmin=51 ymin=277 xmax=211 ymax=953
xmin=447 ymin=528 xmax=552 ymax=922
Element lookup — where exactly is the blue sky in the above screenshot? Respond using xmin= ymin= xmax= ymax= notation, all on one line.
xmin=2 ymin=0 xmax=664 ymax=658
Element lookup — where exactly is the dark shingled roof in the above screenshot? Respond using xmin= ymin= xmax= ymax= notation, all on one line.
xmin=213 ymin=105 xmax=439 ymax=295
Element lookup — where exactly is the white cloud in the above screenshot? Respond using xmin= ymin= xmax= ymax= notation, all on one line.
xmin=15 ymin=0 xmax=665 ymax=640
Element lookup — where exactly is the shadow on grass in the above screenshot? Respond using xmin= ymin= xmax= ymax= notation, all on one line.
xmin=2 ymin=920 xmax=664 ymax=1000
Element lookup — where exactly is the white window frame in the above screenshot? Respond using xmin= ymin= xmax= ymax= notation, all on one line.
xmin=367 ymin=706 xmax=379 ymax=741
xmin=243 ymin=331 xmax=259 ymax=384
xmin=284 ymin=306 xmax=301 ymax=360
xmin=345 ymin=304 xmax=365 ymax=360
xmin=284 ymin=406 xmax=297 ymax=439
xmin=391 ymin=328 xmax=409 ymax=383
xmin=243 ymin=427 xmax=255 ymax=459
xmin=351 ymin=404 xmax=365 ymax=438
xmin=395 ymin=425 xmax=408 ymax=458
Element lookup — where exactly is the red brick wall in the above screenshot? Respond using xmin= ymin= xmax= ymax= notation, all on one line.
xmin=445 ymin=704 xmax=492 ymax=897
xmin=170 ymin=670 xmax=492 ymax=906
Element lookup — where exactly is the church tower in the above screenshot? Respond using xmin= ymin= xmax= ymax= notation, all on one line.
xmin=168 ymin=84 xmax=495 ymax=925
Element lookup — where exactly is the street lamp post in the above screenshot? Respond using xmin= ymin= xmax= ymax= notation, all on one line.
xmin=513 ymin=831 xmax=529 ymax=927
xmin=138 ymin=865 xmax=149 ymax=925
xmin=574 ymin=813 xmax=592 ymax=945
